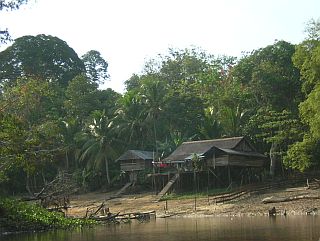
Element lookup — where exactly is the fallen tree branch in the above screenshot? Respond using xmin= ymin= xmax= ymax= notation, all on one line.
xmin=262 ymin=195 xmax=320 ymax=204
xmin=90 ymin=212 xmax=120 ymax=221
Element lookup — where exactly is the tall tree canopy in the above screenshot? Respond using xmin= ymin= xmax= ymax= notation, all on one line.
xmin=232 ymin=41 xmax=302 ymax=112
xmin=284 ymin=19 xmax=320 ymax=171
xmin=81 ymin=50 xmax=109 ymax=85
xmin=0 ymin=34 xmax=85 ymax=88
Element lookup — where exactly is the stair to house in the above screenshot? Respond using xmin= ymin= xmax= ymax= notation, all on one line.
xmin=155 ymin=173 xmax=180 ymax=201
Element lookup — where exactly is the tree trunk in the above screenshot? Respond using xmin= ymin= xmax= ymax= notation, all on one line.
xmin=105 ymin=158 xmax=110 ymax=185
xmin=269 ymin=142 xmax=278 ymax=177
xmin=26 ymin=173 xmax=33 ymax=196
xmin=65 ymin=150 xmax=69 ymax=171
xmin=153 ymin=119 xmax=158 ymax=156
xmin=193 ymin=171 xmax=197 ymax=193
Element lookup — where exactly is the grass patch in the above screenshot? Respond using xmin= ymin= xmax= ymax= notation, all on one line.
xmin=0 ymin=198 xmax=96 ymax=233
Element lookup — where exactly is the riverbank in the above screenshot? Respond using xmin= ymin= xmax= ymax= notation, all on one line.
xmin=67 ymin=184 xmax=320 ymax=218
xmin=0 ymin=198 xmax=96 ymax=234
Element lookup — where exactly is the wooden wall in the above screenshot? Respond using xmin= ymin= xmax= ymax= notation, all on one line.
xmin=120 ymin=159 xmax=145 ymax=171
xmin=207 ymin=155 xmax=265 ymax=167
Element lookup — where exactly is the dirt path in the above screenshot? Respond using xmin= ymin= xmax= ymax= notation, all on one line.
xmin=67 ymin=186 xmax=320 ymax=218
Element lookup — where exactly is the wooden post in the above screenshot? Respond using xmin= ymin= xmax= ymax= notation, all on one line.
xmin=228 ymin=165 xmax=231 ymax=188
xmin=165 ymin=200 xmax=168 ymax=211
xmin=207 ymin=170 xmax=209 ymax=190
xmin=194 ymin=196 xmax=197 ymax=211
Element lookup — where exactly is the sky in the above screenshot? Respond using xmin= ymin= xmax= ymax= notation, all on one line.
xmin=1 ymin=0 xmax=320 ymax=93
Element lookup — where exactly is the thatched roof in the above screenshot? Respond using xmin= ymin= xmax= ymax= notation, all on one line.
xmin=116 ymin=150 xmax=155 ymax=162
xmin=162 ymin=137 xmax=265 ymax=162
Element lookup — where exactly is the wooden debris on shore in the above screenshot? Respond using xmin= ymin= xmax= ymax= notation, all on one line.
xmin=85 ymin=203 xmax=156 ymax=223
xmin=157 ymin=211 xmax=186 ymax=218
xmin=90 ymin=212 xmax=121 ymax=222
xmin=308 ymin=178 xmax=320 ymax=190
xmin=262 ymin=195 xmax=320 ymax=204
xmin=116 ymin=210 xmax=156 ymax=222
xmin=306 ymin=208 xmax=318 ymax=215
xmin=84 ymin=202 xmax=121 ymax=223
xmin=85 ymin=202 xmax=109 ymax=219
xmin=21 ymin=171 xmax=78 ymax=218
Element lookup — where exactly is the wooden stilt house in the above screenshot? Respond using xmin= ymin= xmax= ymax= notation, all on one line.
xmin=158 ymin=137 xmax=267 ymax=188
xmin=116 ymin=150 xmax=155 ymax=182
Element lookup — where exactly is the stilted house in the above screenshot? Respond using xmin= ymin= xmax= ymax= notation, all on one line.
xmin=153 ymin=137 xmax=267 ymax=197
xmin=162 ymin=137 xmax=266 ymax=170
xmin=116 ymin=150 xmax=155 ymax=182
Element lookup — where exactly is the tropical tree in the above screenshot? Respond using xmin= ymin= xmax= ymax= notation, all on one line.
xmin=115 ymin=91 xmax=149 ymax=149
xmin=284 ymin=135 xmax=320 ymax=171
xmin=247 ymin=108 xmax=302 ymax=176
xmin=78 ymin=110 xmax=118 ymax=186
xmin=0 ymin=77 xmax=63 ymax=192
xmin=285 ymin=19 xmax=320 ymax=171
xmin=233 ymin=41 xmax=302 ymax=112
xmin=81 ymin=50 xmax=109 ymax=85
xmin=59 ymin=118 xmax=82 ymax=170
xmin=0 ymin=34 xmax=85 ymax=88
xmin=165 ymin=91 xmax=205 ymax=138
xmin=0 ymin=113 xmax=26 ymax=182
xmin=198 ymin=107 xmax=222 ymax=139
xmin=64 ymin=74 xmax=99 ymax=125
xmin=139 ymin=75 xmax=167 ymax=154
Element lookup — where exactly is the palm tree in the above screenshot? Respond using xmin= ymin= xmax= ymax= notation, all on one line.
xmin=140 ymin=76 xmax=166 ymax=155
xmin=114 ymin=92 xmax=149 ymax=149
xmin=60 ymin=118 xmax=81 ymax=170
xmin=78 ymin=110 xmax=117 ymax=185
xmin=219 ymin=105 xmax=249 ymax=137
xmin=198 ymin=107 xmax=223 ymax=139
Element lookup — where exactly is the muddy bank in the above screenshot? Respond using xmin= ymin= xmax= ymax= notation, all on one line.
xmin=67 ymin=186 xmax=320 ymax=218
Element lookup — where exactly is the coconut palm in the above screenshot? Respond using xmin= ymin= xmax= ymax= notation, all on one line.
xmin=78 ymin=110 xmax=117 ymax=185
xmin=114 ymin=91 xmax=149 ymax=149
xmin=139 ymin=76 xmax=167 ymax=155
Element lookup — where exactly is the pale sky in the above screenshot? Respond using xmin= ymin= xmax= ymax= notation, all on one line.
xmin=1 ymin=0 xmax=319 ymax=93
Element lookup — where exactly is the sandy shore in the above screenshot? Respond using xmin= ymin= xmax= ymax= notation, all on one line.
xmin=67 ymin=185 xmax=320 ymax=218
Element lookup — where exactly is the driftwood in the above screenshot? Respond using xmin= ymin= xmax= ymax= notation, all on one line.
xmin=21 ymin=171 xmax=79 ymax=206
xmin=85 ymin=202 xmax=109 ymax=219
xmin=116 ymin=210 xmax=156 ymax=221
xmin=85 ymin=202 xmax=122 ymax=223
xmin=157 ymin=211 xmax=186 ymax=218
xmin=90 ymin=212 xmax=120 ymax=221
xmin=87 ymin=209 xmax=156 ymax=223
xmin=262 ymin=195 xmax=320 ymax=204
xmin=306 ymin=208 xmax=318 ymax=215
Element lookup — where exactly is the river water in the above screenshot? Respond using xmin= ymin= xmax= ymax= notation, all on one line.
xmin=2 ymin=216 xmax=320 ymax=241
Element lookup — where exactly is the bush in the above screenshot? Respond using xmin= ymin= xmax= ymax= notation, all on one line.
xmin=0 ymin=198 xmax=95 ymax=232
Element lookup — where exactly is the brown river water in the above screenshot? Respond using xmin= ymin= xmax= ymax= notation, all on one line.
xmin=1 ymin=216 xmax=320 ymax=241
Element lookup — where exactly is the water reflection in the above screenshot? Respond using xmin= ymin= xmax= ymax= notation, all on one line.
xmin=1 ymin=216 xmax=320 ymax=241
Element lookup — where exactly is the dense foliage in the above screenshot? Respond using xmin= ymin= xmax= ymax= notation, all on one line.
xmin=0 ymin=198 xmax=95 ymax=232
xmin=1 ymin=20 xmax=320 ymax=196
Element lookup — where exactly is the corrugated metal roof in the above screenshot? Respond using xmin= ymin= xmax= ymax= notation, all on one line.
xmin=163 ymin=137 xmax=245 ymax=162
xmin=116 ymin=150 xmax=155 ymax=162
xmin=219 ymin=148 xmax=266 ymax=158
